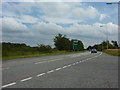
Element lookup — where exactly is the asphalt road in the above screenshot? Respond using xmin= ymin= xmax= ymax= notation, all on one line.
xmin=2 ymin=51 xmax=118 ymax=88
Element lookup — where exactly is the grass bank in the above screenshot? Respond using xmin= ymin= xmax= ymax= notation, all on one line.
xmin=2 ymin=50 xmax=86 ymax=60
xmin=102 ymin=49 xmax=120 ymax=56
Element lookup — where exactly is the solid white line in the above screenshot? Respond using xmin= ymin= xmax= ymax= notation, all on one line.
xmin=37 ymin=73 xmax=45 ymax=77
xmin=47 ymin=70 xmax=54 ymax=73
xmin=55 ymin=68 xmax=61 ymax=71
xmin=2 ymin=82 xmax=16 ymax=88
xmin=21 ymin=77 xmax=32 ymax=82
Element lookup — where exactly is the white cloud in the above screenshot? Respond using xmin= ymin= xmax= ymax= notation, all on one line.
xmin=2 ymin=0 xmax=82 ymax=2
xmin=99 ymin=14 xmax=109 ymax=21
xmin=2 ymin=17 xmax=32 ymax=38
xmin=2 ymin=2 xmax=117 ymax=47
xmin=31 ymin=22 xmax=64 ymax=35
xmin=38 ymin=3 xmax=100 ymax=24
xmin=16 ymin=15 xmax=38 ymax=23
xmin=41 ymin=16 xmax=80 ymax=24
xmin=31 ymin=21 xmax=118 ymax=40
xmin=2 ymin=2 xmax=35 ymax=16
xmin=2 ymin=16 xmax=118 ymax=47
xmin=2 ymin=0 xmax=120 ymax=2
xmin=2 ymin=17 xmax=29 ymax=31
xmin=2 ymin=2 xmax=109 ymax=24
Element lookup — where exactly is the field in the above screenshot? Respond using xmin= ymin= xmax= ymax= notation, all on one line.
xmin=2 ymin=50 xmax=85 ymax=60
xmin=103 ymin=49 xmax=120 ymax=56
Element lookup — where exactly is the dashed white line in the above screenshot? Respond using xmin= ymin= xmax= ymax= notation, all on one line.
xmin=62 ymin=66 xmax=67 ymax=68
xmin=2 ymin=67 xmax=10 ymax=70
xmin=21 ymin=77 xmax=32 ymax=82
xmin=2 ymin=52 xmax=102 ymax=88
xmin=67 ymin=65 xmax=71 ymax=67
xmin=37 ymin=73 xmax=46 ymax=77
xmin=34 ymin=58 xmax=63 ymax=64
xmin=47 ymin=70 xmax=54 ymax=73
xmin=2 ymin=82 xmax=16 ymax=88
xmin=72 ymin=63 xmax=76 ymax=65
xmin=35 ymin=61 xmax=47 ymax=64
xmin=76 ymin=62 xmax=79 ymax=64
xmin=55 ymin=68 xmax=61 ymax=71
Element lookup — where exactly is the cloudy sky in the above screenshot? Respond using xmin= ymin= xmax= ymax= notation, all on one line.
xmin=1 ymin=2 xmax=118 ymax=48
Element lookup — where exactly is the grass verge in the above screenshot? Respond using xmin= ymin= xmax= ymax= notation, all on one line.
xmin=2 ymin=50 xmax=86 ymax=60
xmin=102 ymin=49 xmax=120 ymax=56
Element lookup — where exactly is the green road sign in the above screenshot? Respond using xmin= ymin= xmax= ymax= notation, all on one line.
xmin=72 ymin=40 xmax=81 ymax=51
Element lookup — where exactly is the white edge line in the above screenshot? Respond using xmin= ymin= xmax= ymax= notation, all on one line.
xmin=2 ymin=82 xmax=16 ymax=88
xmin=21 ymin=77 xmax=32 ymax=82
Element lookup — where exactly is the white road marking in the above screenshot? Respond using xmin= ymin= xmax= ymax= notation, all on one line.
xmin=67 ymin=65 xmax=71 ymax=67
xmin=62 ymin=66 xmax=67 ymax=68
xmin=55 ymin=68 xmax=61 ymax=71
xmin=34 ymin=58 xmax=63 ymax=64
xmin=68 ymin=65 xmax=71 ymax=67
xmin=2 ymin=67 xmax=9 ymax=70
xmin=72 ymin=63 xmax=76 ymax=65
xmin=2 ymin=52 xmax=102 ymax=88
xmin=37 ymin=73 xmax=45 ymax=77
xmin=2 ymin=82 xmax=16 ymax=88
xmin=34 ymin=52 xmax=102 ymax=65
xmin=35 ymin=61 xmax=47 ymax=64
xmin=50 ymin=58 xmax=63 ymax=62
xmin=47 ymin=70 xmax=54 ymax=73
xmin=76 ymin=62 xmax=79 ymax=64
xmin=21 ymin=77 xmax=32 ymax=82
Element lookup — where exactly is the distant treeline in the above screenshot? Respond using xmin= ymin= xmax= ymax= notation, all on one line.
xmin=2 ymin=34 xmax=85 ymax=57
xmin=87 ymin=40 xmax=119 ymax=51
xmin=2 ymin=42 xmax=39 ymax=57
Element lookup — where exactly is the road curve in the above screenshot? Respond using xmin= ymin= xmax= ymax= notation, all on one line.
xmin=2 ymin=51 xmax=118 ymax=88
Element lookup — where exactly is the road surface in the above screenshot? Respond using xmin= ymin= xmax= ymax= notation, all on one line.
xmin=2 ymin=51 xmax=118 ymax=88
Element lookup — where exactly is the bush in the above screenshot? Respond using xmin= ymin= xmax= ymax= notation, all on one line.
xmin=37 ymin=44 xmax=52 ymax=53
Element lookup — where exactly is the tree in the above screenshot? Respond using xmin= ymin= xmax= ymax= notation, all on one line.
xmin=37 ymin=44 xmax=52 ymax=53
xmin=54 ymin=34 xmax=71 ymax=51
xmin=87 ymin=46 xmax=92 ymax=50
xmin=111 ymin=41 xmax=118 ymax=48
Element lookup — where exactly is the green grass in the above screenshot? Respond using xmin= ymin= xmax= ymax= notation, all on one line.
xmin=102 ymin=49 xmax=120 ymax=56
xmin=2 ymin=50 xmax=86 ymax=60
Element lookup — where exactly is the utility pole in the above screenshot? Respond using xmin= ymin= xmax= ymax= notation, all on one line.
xmin=100 ymin=25 xmax=108 ymax=49
xmin=106 ymin=2 xmax=120 ymax=49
